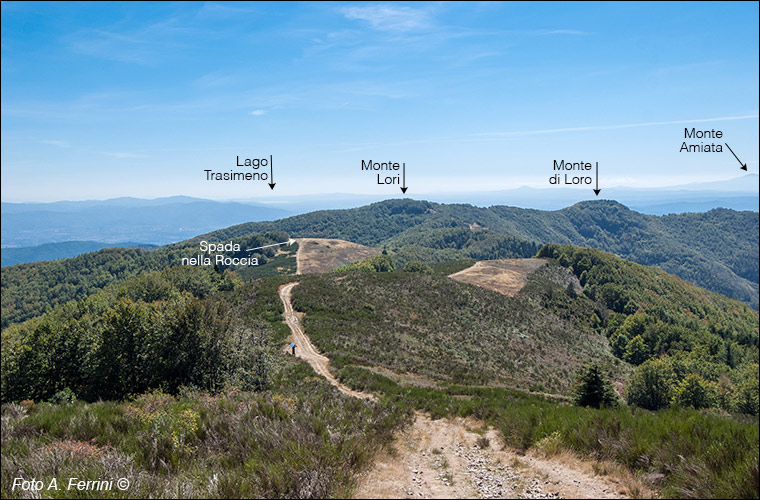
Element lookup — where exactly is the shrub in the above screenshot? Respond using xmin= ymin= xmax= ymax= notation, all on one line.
xmin=610 ymin=331 xmax=630 ymax=358
xmin=535 ymin=430 xmax=563 ymax=456
xmin=402 ymin=261 xmax=433 ymax=274
xmin=733 ymin=363 xmax=759 ymax=415
xmin=671 ymin=374 xmax=715 ymax=410
xmin=623 ymin=335 xmax=649 ymax=365
xmin=49 ymin=387 xmax=77 ymax=404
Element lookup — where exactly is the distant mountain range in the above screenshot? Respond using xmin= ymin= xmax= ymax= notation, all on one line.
xmin=2 ymin=175 xmax=756 ymax=251
xmin=1 ymin=196 xmax=291 ymax=248
xmin=231 ymin=174 xmax=760 ymax=214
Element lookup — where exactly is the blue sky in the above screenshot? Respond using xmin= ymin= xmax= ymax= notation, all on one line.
xmin=1 ymin=1 xmax=758 ymax=201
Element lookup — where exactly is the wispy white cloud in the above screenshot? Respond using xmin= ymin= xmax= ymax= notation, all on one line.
xmin=533 ymin=29 xmax=591 ymax=36
xmin=474 ymin=114 xmax=760 ymax=137
xmin=342 ymin=4 xmax=431 ymax=32
xmin=249 ymin=109 xmax=266 ymax=116
xmin=67 ymin=28 xmax=158 ymax=64
xmin=102 ymin=151 xmax=143 ymax=159
xmin=195 ymin=72 xmax=238 ymax=89
xmin=39 ymin=139 xmax=70 ymax=148
xmin=65 ymin=11 xmax=200 ymax=65
xmin=301 ymin=29 xmax=363 ymax=58
xmin=2 ymin=90 xmax=152 ymax=121
xmin=194 ymin=2 xmax=261 ymax=19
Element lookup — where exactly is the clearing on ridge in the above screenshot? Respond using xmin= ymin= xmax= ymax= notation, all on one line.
xmin=296 ymin=238 xmax=380 ymax=274
xmin=448 ymin=258 xmax=548 ymax=296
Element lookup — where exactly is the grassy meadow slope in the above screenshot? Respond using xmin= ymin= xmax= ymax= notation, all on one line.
xmin=290 ymin=264 xmax=623 ymax=395
xmin=287 ymin=247 xmax=758 ymax=401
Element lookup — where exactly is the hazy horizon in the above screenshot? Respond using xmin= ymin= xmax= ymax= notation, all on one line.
xmin=2 ymin=173 xmax=758 ymax=205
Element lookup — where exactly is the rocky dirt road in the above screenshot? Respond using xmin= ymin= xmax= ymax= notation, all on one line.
xmin=355 ymin=413 xmax=628 ymax=499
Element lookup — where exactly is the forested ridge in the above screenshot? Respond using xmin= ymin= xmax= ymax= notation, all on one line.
xmin=1 ymin=232 xmax=293 ymax=328
xmin=537 ymin=245 xmax=759 ymax=415
xmin=0 ymin=241 xmax=157 ymax=267
xmin=189 ymin=199 xmax=760 ymax=307
xmin=1 ymin=266 xmax=251 ymax=403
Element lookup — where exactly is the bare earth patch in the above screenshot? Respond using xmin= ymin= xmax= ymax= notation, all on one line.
xmin=296 ymin=238 xmax=380 ymax=275
xmin=448 ymin=259 xmax=548 ymax=296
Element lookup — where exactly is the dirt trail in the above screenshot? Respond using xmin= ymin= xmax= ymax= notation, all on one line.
xmin=278 ymin=283 xmax=374 ymax=400
xmin=356 ymin=413 xmax=627 ymax=499
xmin=278 ymin=282 xmax=629 ymax=499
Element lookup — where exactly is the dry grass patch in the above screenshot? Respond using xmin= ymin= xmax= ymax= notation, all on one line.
xmin=296 ymin=238 xmax=380 ymax=274
xmin=448 ymin=258 xmax=547 ymax=296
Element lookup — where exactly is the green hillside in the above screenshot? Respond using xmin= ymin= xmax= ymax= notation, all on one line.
xmin=5 ymin=241 xmax=755 ymax=411
xmin=286 ymin=246 xmax=758 ymax=412
xmin=2 ymin=244 xmax=758 ymax=499
xmin=0 ymin=241 xmax=158 ymax=267
xmin=1 ymin=233 xmax=295 ymax=329
xmin=383 ymin=227 xmax=540 ymax=264
xmin=538 ymin=244 xmax=759 ymax=414
xmin=196 ymin=199 xmax=760 ymax=307
xmin=290 ymin=264 xmax=622 ymax=395
xmin=3 ymin=200 xmax=757 ymax=330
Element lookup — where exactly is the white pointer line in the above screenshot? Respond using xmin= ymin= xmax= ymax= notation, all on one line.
xmin=247 ymin=239 xmax=296 ymax=252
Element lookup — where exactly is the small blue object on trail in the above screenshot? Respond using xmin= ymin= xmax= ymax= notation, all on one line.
xmin=289 ymin=343 xmax=295 ymax=348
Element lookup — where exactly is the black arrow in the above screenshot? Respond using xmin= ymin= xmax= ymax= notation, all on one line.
xmin=268 ymin=154 xmax=276 ymax=189
xmin=593 ymin=161 xmax=600 ymax=196
xmin=725 ymin=143 xmax=748 ymax=171
xmin=400 ymin=162 xmax=407 ymax=194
